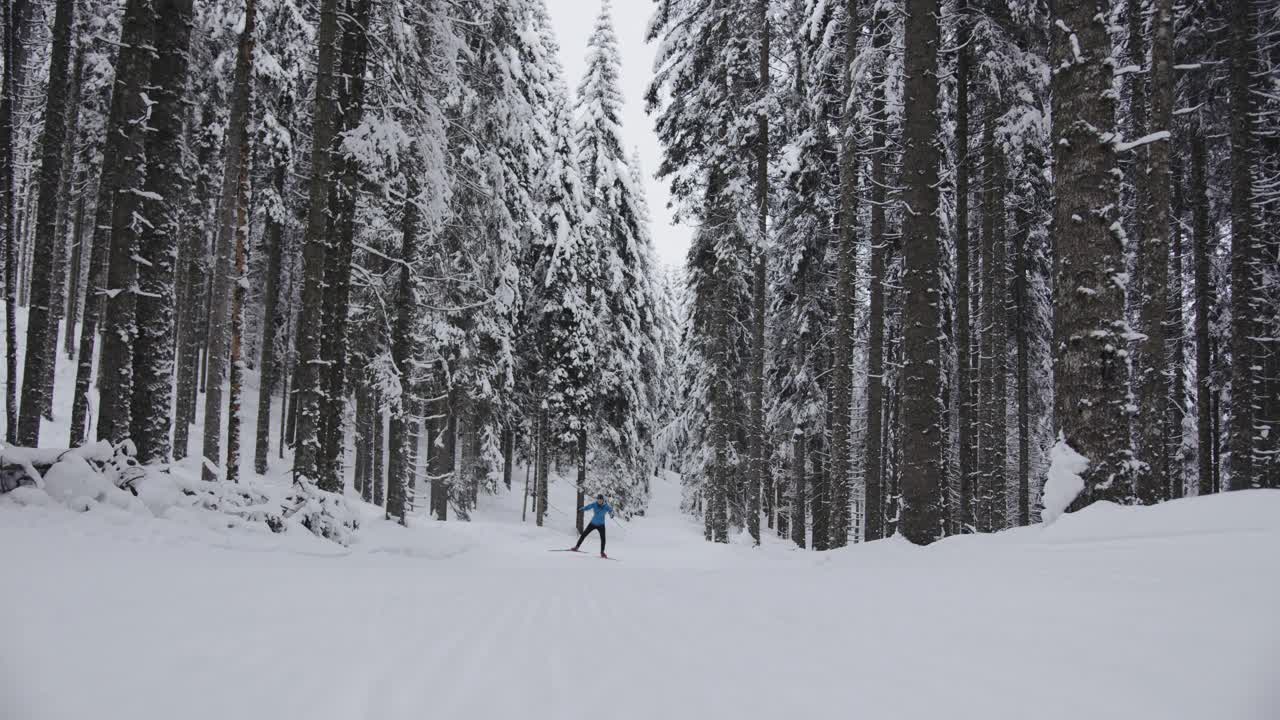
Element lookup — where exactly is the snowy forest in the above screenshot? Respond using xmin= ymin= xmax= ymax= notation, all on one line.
xmin=0 ymin=0 xmax=1277 ymax=550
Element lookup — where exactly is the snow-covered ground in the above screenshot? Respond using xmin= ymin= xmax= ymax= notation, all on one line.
xmin=5 ymin=465 xmax=1280 ymax=720
xmin=4 ymin=312 xmax=1280 ymax=719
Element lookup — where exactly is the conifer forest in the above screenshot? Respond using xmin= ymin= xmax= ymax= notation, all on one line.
xmin=1 ymin=0 xmax=1277 ymax=548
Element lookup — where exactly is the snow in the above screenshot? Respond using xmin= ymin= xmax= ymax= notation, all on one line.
xmin=3 ymin=311 xmax=1279 ymax=720
xmin=5 ymin=463 xmax=1280 ymax=720
xmin=1042 ymin=435 xmax=1088 ymax=524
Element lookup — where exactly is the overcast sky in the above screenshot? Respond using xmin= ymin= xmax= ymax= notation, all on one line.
xmin=544 ymin=0 xmax=690 ymax=270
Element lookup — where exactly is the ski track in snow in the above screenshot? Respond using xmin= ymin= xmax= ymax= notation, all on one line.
xmin=3 ymin=312 xmax=1280 ymax=720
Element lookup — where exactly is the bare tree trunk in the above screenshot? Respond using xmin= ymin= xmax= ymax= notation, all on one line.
xmin=791 ymin=430 xmax=806 ymax=548
xmin=131 ymin=0 xmax=196 ymax=465
xmin=254 ymin=103 xmax=291 ymax=475
xmin=223 ymin=0 xmax=256 ymax=484
xmin=1226 ymin=0 xmax=1258 ymax=490
xmin=1 ymin=0 xmax=30 ymax=444
xmin=172 ymin=105 xmax=217 ymax=459
xmin=952 ymin=0 xmax=974 ymax=535
xmin=386 ymin=168 xmax=421 ymax=525
xmin=1133 ymin=0 xmax=1175 ymax=504
xmin=898 ymin=0 xmax=945 ymax=544
xmin=290 ymin=0 xmax=344 ymax=487
xmin=315 ymin=0 xmax=373 ymax=490
xmin=576 ymin=428 xmax=586 ymax=534
xmin=201 ymin=0 xmax=256 ymax=480
xmin=978 ymin=100 xmax=1008 ymax=532
xmin=1191 ymin=114 xmax=1214 ymax=496
xmin=42 ymin=48 xmax=84 ymax=420
xmin=16 ymin=0 xmax=75 ymax=446
xmin=62 ymin=157 xmax=87 ymax=362
xmin=828 ymin=0 xmax=857 ymax=549
xmin=1050 ymin=0 xmax=1132 ymax=506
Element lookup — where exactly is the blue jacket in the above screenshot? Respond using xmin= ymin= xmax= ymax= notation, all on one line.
xmin=582 ymin=502 xmax=612 ymax=526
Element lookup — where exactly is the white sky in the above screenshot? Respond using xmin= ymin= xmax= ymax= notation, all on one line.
xmin=544 ymin=0 xmax=690 ymax=270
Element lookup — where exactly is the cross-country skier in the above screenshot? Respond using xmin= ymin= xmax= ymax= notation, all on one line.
xmin=573 ymin=495 xmax=613 ymax=557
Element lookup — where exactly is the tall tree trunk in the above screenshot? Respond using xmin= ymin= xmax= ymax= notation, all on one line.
xmin=316 ymin=0 xmax=373 ymax=490
xmin=253 ymin=102 xmax=291 ymax=475
xmin=290 ymin=0 xmax=344 ymax=487
xmin=16 ymin=0 xmax=75 ymax=446
xmin=223 ymin=0 xmax=255 ymax=484
xmin=42 ymin=47 xmax=84 ymax=420
xmin=747 ymin=0 xmax=771 ymax=547
xmin=1050 ymin=0 xmax=1132 ymax=505
xmin=828 ymin=0 xmax=857 ymax=549
xmin=1226 ymin=0 xmax=1258 ymax=490
xmin=1191 ymin=115 xmax=1213 ymax=496
xmin=535 ymin=405 xmax=548 ymax=527
xmin=172 ymin=105 xmax=217 ymax=459
xmin=1013 ymin=203 xmax=1032 ymax=525
xmin=200 ymin=0 xmax=256 ymax=479
xmin=386 ymin=169 xmax=421 ymax=525
xmin=372 ymin=397 xmax=384 ymax=507
xmin=131 ymin=0 xmax=196 ymax=465
xmin=863 ymin=5 xmax=890 ymax=541
xmin=576 ymin=428 xmax=587 ymax=534
xmin=784 ymin=429 xmax=803 ymax=547
xmin=978 ymin=100 xmax=1008 ymax=532
xmin=62 ymin=149 xmax=88 ymax=361
xmin=1134 ymin=0 xmax=1174 ymax=504
xmin=96 ymin=0 xmax=165 ymax=445
xmin=1 ymin=0 xmax=30 ymax=443
xmin=952 ymin=0 xmax=974 ymax=535
xmin=898 ymin=0 xmax=945 ymax=544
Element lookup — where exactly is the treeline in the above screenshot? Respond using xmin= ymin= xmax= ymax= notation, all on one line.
xmin=651 ymin=0 xmax=1280 ymax=546
xmin=2 ymin=0 xmax=673 ymax=526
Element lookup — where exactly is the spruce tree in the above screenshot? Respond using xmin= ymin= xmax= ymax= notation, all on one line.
xmin=131 ymin=0 xmax=196 ymax=465
xmin=16 ymin=0 xmax=75 ymax=446
xmin=897 ymin=0 xmax=946 ymax=544
xmin=1049 ymin=0 xmax=1133 ymax=506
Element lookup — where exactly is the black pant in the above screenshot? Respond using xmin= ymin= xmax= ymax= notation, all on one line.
xmin=575 ymin=523 xmax=606 ymax=552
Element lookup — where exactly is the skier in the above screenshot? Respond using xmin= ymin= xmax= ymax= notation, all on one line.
xmin=573 ymin=494 xmax=613 ymax=557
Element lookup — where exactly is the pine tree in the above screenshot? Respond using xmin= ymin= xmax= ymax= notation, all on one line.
xmin=224 ymin=0 xmax=256 ymax=484
xmin=1133 ymin=0 xmax=1176 ymax=502
xmin=828 ymin=0 xmax=855 ymax=549
xmin=131 ymin=0 xmax=196 ymax=465
xmin=15 ymin=0 xmax=75 ymax=446
xmin=575 ymin=0 xmax=659 ymax=513
xmin=1 ymin=0 xmax=30 ymax=444
xmin=977 ymin=90 xmax=1008 ymax=532
xmin=897 ymin=0 xmax=946 ymax=544
xmin=1050 ymin=0 xmax=1133 ymax=506
xmin=291 ymin=0 xmax=344 ymax=487
xmin=952 ymin=0 xmax=975 ymax=535
xmin=73 ymin=0 xmax=153 ymax=445
xmin=863 ymin=2 xmax=894 ymax=541
xmin=1226 ymin=0 xmax=1259 ymax=491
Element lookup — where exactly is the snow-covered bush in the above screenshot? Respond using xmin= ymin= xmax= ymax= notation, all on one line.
xmin=282 ymin=481 xmax=359 ymax=546
xmin=2 ymin=442 xmax=359 ymax=546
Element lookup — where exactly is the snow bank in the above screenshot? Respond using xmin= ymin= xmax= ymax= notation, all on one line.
xmin=2 ymin=446 xmax=358 ymax=546
xmin=1042 ymin=434 xmax=1088 ymax=524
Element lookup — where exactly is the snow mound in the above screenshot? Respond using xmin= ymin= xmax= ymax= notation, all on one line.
xmin=2 ymin=447 xmax=359 ymax=546
xmin=1042 ymin=434 xmax=1087 ymax=524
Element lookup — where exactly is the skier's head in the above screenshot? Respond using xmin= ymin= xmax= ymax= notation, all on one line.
xmin=596 ymin=494 xmax=604 ymax=502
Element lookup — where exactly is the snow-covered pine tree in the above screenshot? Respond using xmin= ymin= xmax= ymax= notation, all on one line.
xmin=649 ymin=0 xmax=762 ymax=543
xmin=571 ymin=0 xmax=659 ymax=517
